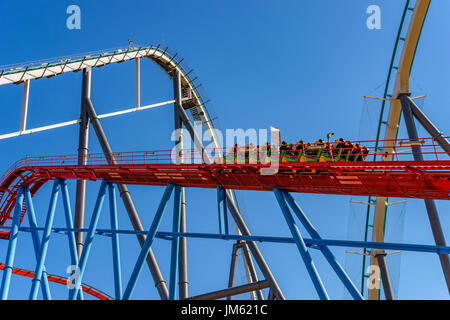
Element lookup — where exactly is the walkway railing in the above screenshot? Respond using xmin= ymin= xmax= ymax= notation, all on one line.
xmin=1 ymin=136 xmax=449 ymax=187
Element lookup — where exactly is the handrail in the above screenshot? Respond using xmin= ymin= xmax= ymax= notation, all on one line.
xmin=1 ymin=136 xmax=448 ymax=188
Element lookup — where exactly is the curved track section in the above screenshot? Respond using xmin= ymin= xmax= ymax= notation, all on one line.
xmin=0 ymin=262 xmax=112 ymax=300
xmin=0 ymin=45 xmax=219 ymax=145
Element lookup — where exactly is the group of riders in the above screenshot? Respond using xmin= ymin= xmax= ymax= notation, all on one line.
xmin=222 ymin=138 xmax=370 ymax=164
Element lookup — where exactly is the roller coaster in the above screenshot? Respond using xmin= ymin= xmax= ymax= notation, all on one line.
xmin=0 ymin=0 xmax=448 ymax=300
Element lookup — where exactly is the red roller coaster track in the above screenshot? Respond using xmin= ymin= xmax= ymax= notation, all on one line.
xmin=0 ymin=138 xmax=449 ymax=241
xmin=0 ymin=263 xmax=113 ymax=300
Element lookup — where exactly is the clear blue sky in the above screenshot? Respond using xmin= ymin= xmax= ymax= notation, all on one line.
xmin=0 ymin=0 xmax=449 ymax=300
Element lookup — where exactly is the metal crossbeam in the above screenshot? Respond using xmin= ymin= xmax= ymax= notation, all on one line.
xmin=186 ymin=280 xmax=270 ymax=300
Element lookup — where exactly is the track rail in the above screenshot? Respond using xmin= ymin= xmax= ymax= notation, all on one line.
xmin=0 ymin=137 xmax=448 ymax=239
xmin=0 ymin=262 xmax=113 ymax=300
xmin=0 ymin=44 xmax=219 ymax=147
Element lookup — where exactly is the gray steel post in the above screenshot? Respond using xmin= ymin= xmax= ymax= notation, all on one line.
xmin=241 ymin=242 xmax=264 ymax=300
xmin=267 ymin=288 xmax=275 ymax=300
xmin=374 ymin=250 xmax=394 ymax=300
xmin=171 ymin=74 xmax=284 ymax=300
xmin=178 ymin=188 xmax=188 ymax=299
xmin=173 ymin=71 xmax=189 ymax=299
xmin=186 ymin=280 xmax=270 ymax=300
xmin=74 ymin=68 xmax=91 ymax=259
xmin=172 ymin=72 xmax=209 ymax=164
xmin=85 ymin=97 xmax=170 ymax=300
xmin=226 ymin=190 xmax=285 ymax=300
xmin=400 ymin=94 xmax=450 ymax=293
xmin=406 ymin=96 xmax=450 ymax=156
xmin=227 ymin=243 xmax=240 ymax=300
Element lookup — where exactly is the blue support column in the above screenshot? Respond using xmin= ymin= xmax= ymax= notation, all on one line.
xmin=122 ymin=184 xmax=175 ymax=300
xmin=0 ymin=187 xmax=24 ymax=300
xmin=283 ymin=191 xmax=364 ymax=300
xmin=69 ymin=181 xmax=108 ymax=300
xmin=59 ymin=179 xmax=84 ymax=300
xmin=24 ymin=188 xmax=52 ymax=300
xmin=273 ymin=188 xmax=329 ymax=300
xmin=217 ymin=187 xmax=229 ymax=236
xmin=169 ymin=185 xmax=182 ymax=300
xmin=108 ymin=183 xmax=123 ymax=300
xmin=29 ymin=180 xmax=61 ymax=300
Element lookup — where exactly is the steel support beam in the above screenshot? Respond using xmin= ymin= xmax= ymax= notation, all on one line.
xmin=85 ymin=96 xmax=170 ymax=300
xmin=123 ymin=184 xmax=175 ymax=300
xmin=283 ymin=191 xmax=363 ymax=300
xmin=60 ymin=179 xmax=83 ymax=300
xmin=0 ymin=188 xmax=24 ymax=300
xmin=173 ymin=72 xmax=188 ymax=299
xmin=274 ymin=189 xmax=329 ymax=300
xmin=267 ymin=288 xmax=275 ymax=300
xmin=172 ymin=69 xmax=282 ymax=299
xmin=74 ymin=68 xmax=91 ymax=260
xmin=227 ymin=243 xmax=239 ymax=300
xmin=171 ymin=78 xmax=284 ymax=300
xmin=241 ymin=242 xmax=264 ymax=300
xmin=135 ymin=58 xmax=140 ymax=108
xmin=371 ymin=0 xmax=431 ymax=300
xmin=29 ymin=180 xmax=60 ymax=300
xmin=186 ymin=280 xmax=270 ymax=300
xmin=226 ymin=190 xmax=285 ymax=300
xmin=374 ymin=250 xmax=394 ymax=300
xmin=400 ymin=94 xmax=450 ymax=293
xmin=178 ymin=188 xmax=188 ymax=299
xmin=20 ymin=80 xmax=30 ymax=132
xmin=225 ymin=192 xmax=285 ymax=300
xmin=108 ymin=183 xmax=123 ymax=300
xmin=24 ymin=188 xmax=52 ymax=300
xmin=406 ymin=95 xmax=450 ymax=156
xmin=172 ymin=71 xmax=209 ymax=163
xmin=169 ymin=185 xmax=182 ymax=300
xmin=69 ymin=181 xmax=108 ymax=300
xmin=217 ymin=187 xmax=229 ymax=236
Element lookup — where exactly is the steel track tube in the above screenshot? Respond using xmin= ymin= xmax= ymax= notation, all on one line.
xmin=0 ymin=187 xmax=24 ymax=300
xmin=273 ymin=189 xmax=329 ymax=300
xmin=283 ymin=191 xmax=364 ymax=300
xmin=69 ymin=181 xmax=108 ymax=300
xmin=108 ymin=183 xmax=123 ymax=300
xmin=85 ymin=97 xmax=169 ymax=299
xmin=225 ymin=189 xmax=285 ymax=300
xmin=122 ymin=184 xmax=175 ymax=300
xmin=60 ymin=179 xmax=84 ymax=300
xmin=74 ymin=68 xmax=91 ymax=260
xmin=29 ymin=180 xmax=60 ymax=300
xmin=400 ymin=94 xmax=450 ymax=293
xmin=169 ymin=185 xmax=182 ymax=300
xmin=24 ymin=188 xmax=52 ymax=300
